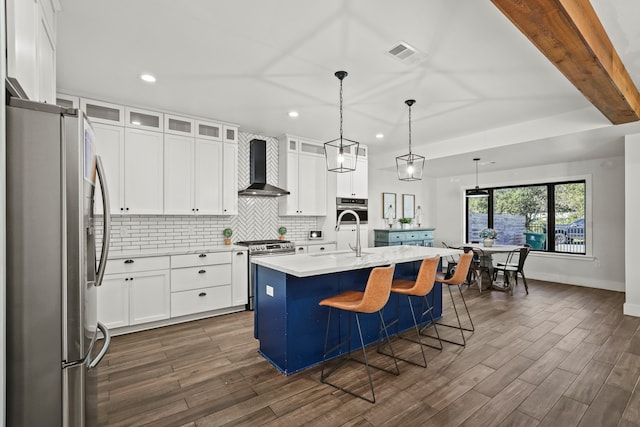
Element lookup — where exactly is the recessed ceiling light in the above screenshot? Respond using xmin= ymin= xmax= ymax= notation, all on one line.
xmin=140 ymin=74 xmax=156 ymax=83
xmin=375 ymin=133 xmax=384 ymax=139
xmin=288 ymin=111 xmax=299 ymax=118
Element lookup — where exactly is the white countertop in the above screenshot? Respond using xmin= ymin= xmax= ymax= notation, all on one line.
xmin=252 ymin=245 xmax=462 ymax=277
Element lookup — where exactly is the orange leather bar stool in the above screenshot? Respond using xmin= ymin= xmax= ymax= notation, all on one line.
xmin=379 ymin=256 xmax=442 ymax=368
xmin=425 ymin=252 xmax=475 ymax=347
xmin=319 ymin=264 xmax=398 ymax=403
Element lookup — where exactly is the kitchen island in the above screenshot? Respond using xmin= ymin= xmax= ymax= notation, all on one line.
xmin=252 ymin=245 xmax=461 ymax=374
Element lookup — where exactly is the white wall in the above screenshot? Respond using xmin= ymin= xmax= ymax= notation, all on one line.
xmin=366 ymin=162 xmax=438 ymax=246
xmin=624 ymin=134 xmax=640 ymax=316
xmin=370 ymin=154 xmax=626 ymax=292
xmin=435 ymin=157 xmax=625 ymax=291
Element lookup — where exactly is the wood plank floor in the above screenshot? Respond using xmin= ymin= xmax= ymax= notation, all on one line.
xmin=97 ymin=279 xmax=640 ymax=426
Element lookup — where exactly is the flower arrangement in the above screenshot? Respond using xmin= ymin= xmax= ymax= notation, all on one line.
xmin=399 ymin=218 xmax=412 ymax=224
xmin=479 ymin=228 xmax=497 ymax=239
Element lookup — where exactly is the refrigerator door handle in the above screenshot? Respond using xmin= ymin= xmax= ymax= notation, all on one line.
xmin=88 ymin=322 xmax=111 ymax=369
xmin=95 ymin=155 xmax=111 ymax=287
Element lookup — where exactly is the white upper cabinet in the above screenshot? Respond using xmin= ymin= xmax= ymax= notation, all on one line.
xmin=81 ymin=98 xmax=124 ymax=126
xmin=7 ymin=0 xmax=59 ymax=103
xmin=164 ymin=136 xmax=229 ymax=215
xmin=196 ymin=120 xmax=223 ymax=141
xmin=336 ymin=144 xmax=368 ymax=198
xmin=56 ymin=93 xmax=79 ymax=109
xmin=223 ymin=126 xmax=238 ymax=143
xmin=125 ymin=107 xmax=164 ymax=132
xmin=194 ymin=139 xmax=223 ymax=214
xmin=164 ymin=134 xmax=195 ymax=215
xmin=222 ymin=142 xmax=238 ymax=215
xmin=78 ymin=96 xmax=239 ymax=216
xmin=165 ymin=114 xmax=195 ymax=137
xmin=279 ymin=135 xmax=327 ymax=216
xmin=93 ymin=123 xmax=125 ymax=215
xmin=124 ymin=128 xmax=164 ymax=214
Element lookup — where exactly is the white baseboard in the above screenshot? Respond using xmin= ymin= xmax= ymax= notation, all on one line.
xmin=623 ymin=302 xmax=640 ymax=317
xmin=528 ymin=271 xmax=624 ymax=292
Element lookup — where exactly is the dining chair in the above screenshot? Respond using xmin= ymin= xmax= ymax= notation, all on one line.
xmin=493 ymin=247 xmax=530 ymax=295
xmin=441 ymin=242 xmax=458 ymax=278
xmin=464 ymin=247 xmax=492 ymax=292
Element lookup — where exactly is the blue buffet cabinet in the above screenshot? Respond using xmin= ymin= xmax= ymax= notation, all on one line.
xmin=374 ymin=228 xmax=436 ymax=247
xmin=253 ymin=260 xmax=442 ymax=375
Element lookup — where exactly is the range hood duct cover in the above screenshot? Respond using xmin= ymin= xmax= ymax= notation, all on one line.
xmin=238 ymin=139 xmax=290 ymax=197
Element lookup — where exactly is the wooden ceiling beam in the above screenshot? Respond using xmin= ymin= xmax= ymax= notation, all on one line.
xmin=491 ymin=0 xmax=640 ymax=124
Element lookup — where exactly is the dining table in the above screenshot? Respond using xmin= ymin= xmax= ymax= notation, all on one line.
xmin=450 ymin=243 xmax=524 ymax=291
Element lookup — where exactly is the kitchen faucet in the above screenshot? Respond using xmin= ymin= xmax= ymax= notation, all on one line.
xmin=336 ymin=209 xmax=361 ymax=257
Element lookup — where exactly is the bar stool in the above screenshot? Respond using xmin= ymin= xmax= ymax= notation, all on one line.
xmin=319 ymin=264 xmax=398 ymax=403
xmin=425 ymin=252 xmax=475 ymax=347
xmin=378 ymin=256 xmax=442 ymax=368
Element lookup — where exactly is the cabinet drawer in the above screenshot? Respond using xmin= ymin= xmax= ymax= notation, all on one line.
xmin=106 ymin=256 xmax=170 ymax=275
xmin=171 ymin=252 xmax=231 ymax=268
xmin=171 ymin=265 xmax=231 ymax=292
xmin=171 ymin=285 xmax=232 ymax=317
xmin=307 ymin=244 xmax=337 ymax=253
xmin=418 ymin=230 xmax=434 ymax=239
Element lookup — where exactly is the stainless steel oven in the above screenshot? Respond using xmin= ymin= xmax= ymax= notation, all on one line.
xmin=336 ymin=197 xmax=368 ymax=223
xmin=236 ymin=240 xmax=296 ymax=310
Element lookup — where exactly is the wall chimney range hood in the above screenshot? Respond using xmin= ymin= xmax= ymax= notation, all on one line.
xmin=238 ymin=139 xmax=290 ymax=197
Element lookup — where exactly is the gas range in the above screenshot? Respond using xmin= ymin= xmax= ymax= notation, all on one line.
xmin=236 ymin=239 xmax=296 ymax=256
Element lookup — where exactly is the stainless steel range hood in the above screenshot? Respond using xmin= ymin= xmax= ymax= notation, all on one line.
xmin=238 ymin=139 xmax=290 ymax=197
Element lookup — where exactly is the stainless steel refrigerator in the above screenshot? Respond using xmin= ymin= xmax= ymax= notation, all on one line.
xmin=6 ymin=97 xmax=112 ymax=426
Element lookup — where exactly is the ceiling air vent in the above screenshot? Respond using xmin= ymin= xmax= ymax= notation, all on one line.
xmin=387 ymin=41 xmax=426 ymax=65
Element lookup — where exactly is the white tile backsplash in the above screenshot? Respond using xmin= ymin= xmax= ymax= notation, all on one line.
xmin=97 ymin=132 xmax=319 ymax=251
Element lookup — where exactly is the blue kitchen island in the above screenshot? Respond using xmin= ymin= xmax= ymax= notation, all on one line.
xmin=252 ymin=245 xmax=461 ymax=375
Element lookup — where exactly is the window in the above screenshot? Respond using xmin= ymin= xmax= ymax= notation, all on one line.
xmin=466 ymin=180 xmax=586 ymax=254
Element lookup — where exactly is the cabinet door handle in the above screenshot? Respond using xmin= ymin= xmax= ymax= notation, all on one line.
xmin=126 ymin=207 xmax=129 ymax=211
xmin=198 ymin=292 xmax=207 ymax=297
xmin=125 ymin=278 xmax=129 ymax=281
xmin=320 ymin=247 xmax=325 ymax=251
xmin=236 ymin=252 xmax=244 ymax=256
xmin=199 ymin=253 xmax=207 ymax=258
xmin=198 ymin=269 xmax=206 ymax=274
xmin=130 ymin=277 xmax=134 ymax=281
xmin=124 ymin=259 xmax=134 ymax=264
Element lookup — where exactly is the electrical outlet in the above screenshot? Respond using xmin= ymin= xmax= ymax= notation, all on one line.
xmin=188 ymin=225 xmax=196 ymax=235
xmin=120 ymin=226 xmax=129 ymax=238
xmin=266 ymin=285 xmax=274 ymax=297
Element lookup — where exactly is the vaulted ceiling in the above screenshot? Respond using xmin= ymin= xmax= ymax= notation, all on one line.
xmin=56 ymin=0 xmax=640 ymax=176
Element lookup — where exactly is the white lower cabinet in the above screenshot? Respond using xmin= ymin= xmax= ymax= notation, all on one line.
xmin=307 ymin=243 xmax=337 ymax=253
xmin=98 ymin=256 xmax=171 ymax=329
xmin=102 ymin=250 xmax=248 ymax=333
xmin=231 ymin=250 xmax=248 ymax=306
xmin=169 ymin=252 xmax=233 ymax=317
xmin=128 ymin=271 xmax=171 ymax=324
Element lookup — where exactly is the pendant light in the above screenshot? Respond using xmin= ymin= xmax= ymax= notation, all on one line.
xmin=467 ymin=157 xmax=489 ymax=197
xmin=324 ymin=71 xmax=359 ymax=173
xmin=396 ymin=99 xmax=425 ymax=181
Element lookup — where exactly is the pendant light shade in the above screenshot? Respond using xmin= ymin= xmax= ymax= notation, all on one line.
xmin=467 ymin=158 xmax=489 ymax=198
xmin=324 ymin=71 xmax=359 ymax=173
xmin=396 ymin=99 xmax=425 ymax=181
